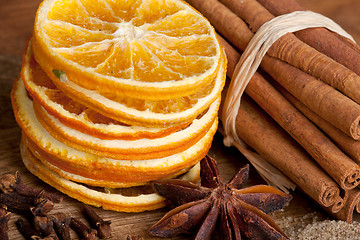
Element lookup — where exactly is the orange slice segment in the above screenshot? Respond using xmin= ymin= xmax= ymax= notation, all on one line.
xmin=32 ymin=0 xmax=224 ymax=100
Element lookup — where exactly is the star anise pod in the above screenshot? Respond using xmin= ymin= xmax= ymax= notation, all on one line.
xmin=148 ymin=155 xmax=292 ymax=240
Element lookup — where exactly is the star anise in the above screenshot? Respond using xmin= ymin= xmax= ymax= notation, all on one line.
xmin=148 ymin=155 xmax=292 ymax=239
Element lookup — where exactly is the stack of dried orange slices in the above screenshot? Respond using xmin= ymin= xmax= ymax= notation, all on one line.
xmin=11 ymin=0 xmax=226 ymax=212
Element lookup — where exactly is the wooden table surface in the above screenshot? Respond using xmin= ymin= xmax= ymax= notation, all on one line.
xmin=1 ymin=0 xmax=360 ymax=239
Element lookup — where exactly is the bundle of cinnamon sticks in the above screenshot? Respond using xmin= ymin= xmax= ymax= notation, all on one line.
xmin=185 ymin=0 xmax=360 ymax=222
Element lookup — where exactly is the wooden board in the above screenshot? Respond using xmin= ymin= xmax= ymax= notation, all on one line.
xmin=0 ymin=0 xmax=359 ymax=239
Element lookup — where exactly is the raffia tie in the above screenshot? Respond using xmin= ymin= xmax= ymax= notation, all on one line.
xmin=221 ymin=10 xmax=356 ymax=191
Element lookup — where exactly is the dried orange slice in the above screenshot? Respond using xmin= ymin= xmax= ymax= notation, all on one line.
xmin=23 ymin=134 xmax=200 ymax=188
xmin=49 ymin=63 xmax=224 ymax=127
xmin=21 ymin=118 xmax=214 ymax=186
xmin=33 ymin=97 xmax=219 ymax=159
xmin=20 ymin=142 xmax=200 ymax=212
xmin=32 ymin=0 xmax=224 ymax=100
xmin=26 ymin=40 xmax=226 ymax=127
xmin=12 ymin=77 xmax=217 ymax=184
xmin=21 ymin=41 xmax=189 ymax=140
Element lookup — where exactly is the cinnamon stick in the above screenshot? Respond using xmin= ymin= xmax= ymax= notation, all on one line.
xmin=218 ymin=0 xmax=360 ymax=105
xmin=327 ymin=196 xmax=345 ymax=214
xmin=257 ymin=0 xmax=360 ymax=76
xmin=276 ymin=84 xmax=360 ymax=165
xmin=186 ymin=0 xmax=360 ymax=140
xmin=229 ymin=94 xmax=340 ymax=209
xmin=261 ymin=54 xmax=360 ymax=140
xmin=220 ymin=35 xmax=360 ymax=190
xmin=329 ymin=189 xmax=360 ymax=223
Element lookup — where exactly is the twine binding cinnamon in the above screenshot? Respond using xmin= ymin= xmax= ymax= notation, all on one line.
xmin=222 ymin=10 xmax=355 ymax=148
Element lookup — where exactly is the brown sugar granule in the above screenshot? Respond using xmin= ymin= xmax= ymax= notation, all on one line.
xmin=274 ymin=211 xmax=320 ymax=238
xmin=296 ymin=220 xmax=360 ymax=240
xmin=274 ymin=211 xmax=360 ymax=239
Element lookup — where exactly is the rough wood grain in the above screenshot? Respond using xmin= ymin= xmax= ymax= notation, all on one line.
xmin=0 ymin=0 xmax=359 ymax=239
